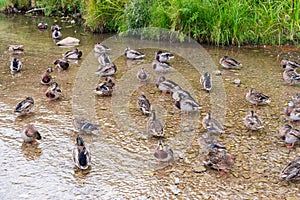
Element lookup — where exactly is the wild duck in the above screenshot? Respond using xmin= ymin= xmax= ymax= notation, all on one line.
xmin=154 ymin=140 xmax=173 ymax=165
xmin=286 ymin=101 xmax=300 ymax=121
xmin=124 ymin=47 xmax=145 ymax=60
xmin=200 ymin=72 xmax=212 ymax=92
xmin=280 ymin=58 xmax=300 ymax=70
xmin=285 ymin=100 xmax=296 ymax=117
xmin=45 ymin=82 xmax=62 ymax=100
xmin=95 ymin=63 xmax=117 ymax=77
xmin=94 ymin=42 xmax=110 ymax=54
xmin=41 ymin=67 xmax=53 ymax=85
xmin=54 ymin=59 xmax=69 ymax=71
xmin=37 ymin=22 xmax=48 ymax=29
xmin=156 ymin=76 xmax=179 ymax=95
xmin=219 ymin=56 xmax=242 ymax=69
xmin=278 ymin=124 xmax=300 ymax=148
xmin=72 ymin=136 xmax=91 ymax=170
xmin=243 ymin=110 xmax=264 ymax=131
xmin=21 ymin=124 xmax=41 ymax=144
xmin=51 ymin=24 xmax=61 ymax=32
xmin=14 ymin=97 xmax=34 ymax=115
xmin=98 ymin=52 xmax=112 ymax=66
xmin=52 ymin=28 xmax=62 ymax=40
xmin=10 ymin=57 xmax=22 ymax=73
xmin=152 ymin=59 xmax=172 ymax=73
xmin=198 ymin=132 xmax=226 ymax=155
xmin=147 ymin=111 xmax=164 ymax=137
xmin=94 ymin=81 xmax=114 ymax=96
xmin=202 ymin=113 xmax=225 ymax=135
xmin=204 ymin=148 xmax=235 ymax=174
xmin=245 ymin=88 xmax=271 ymax=106
xmin=171 ymin=86 xmax=194 ymax=101
xmin=137 ymin=66 xmax=150 ymax=82
xmin=282 ymin=68 xmax=300 ymax=85
xmin=8 ymin=45 xmax=24 ymax=55
xmin=280 ymin=157 xmax=300 ymax=181
xmin=155 ymin=50 xmax=174 ymax=63
xmin=137 ymin=94 xmax=152 ymax=115
xmin=62 ymin=48 xmax=82 ymax=59
xmin=175 ymin=93 xmax=201 ymax=114
xmin=73 ymin=116 xmax=101 ymax=135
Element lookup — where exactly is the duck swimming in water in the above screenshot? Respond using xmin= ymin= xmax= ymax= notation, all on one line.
xmin=72 ymin=136 xmax=91 ymax=170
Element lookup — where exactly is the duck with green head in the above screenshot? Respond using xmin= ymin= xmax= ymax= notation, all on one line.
xmin=72 ymin=136 xmax=91 ymax=170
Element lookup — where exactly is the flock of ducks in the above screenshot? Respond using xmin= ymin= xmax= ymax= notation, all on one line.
xmin=7 ymin=22 xmax=300 ymax=179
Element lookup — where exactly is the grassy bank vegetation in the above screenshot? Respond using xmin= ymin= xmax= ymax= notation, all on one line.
xmin=1 ymin=0 xmax=299 ymax=45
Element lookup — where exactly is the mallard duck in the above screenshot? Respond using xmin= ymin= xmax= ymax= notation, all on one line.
xmin=243 ymin=110 xmax=264 ymax=131
xmin=154 ymin=140 xmax=173 ymax=165
xmin=284 ymin=101 xmax=300 ymax=121
xmin=51 ymin=24 xmax=61 ymax=32
xmin=137 ymin=94 xmax=152 ymax=115
xmin=175 ymin=93 xmax=201 ymax=114
xmin=203 ymin=148 xmax=235 ymax=174
xmin=8 ymin=45 xmax=24 ymax=55
xmin=278 ymin=124 xmax=300 ymax=148
xmin=280 ymin=58 xmax=300 ymax=70
xmin=202 ymin=113 xmax=225 ymax=135
xmin=41 ymin=67 xmax=53 ymax=85
xmin=156 ymin=76 xmax=179 ymax=95
xmin=198 ymin=132 xmax=226 ymax=155
xmin=62 ymin=48 xmax=82 ymax=59
xmin=200 ymin=72 xmax=212 ymax=92
xmin=124 ymin=47 xmax=145 ymax=60
xmin=95 ymin=63 xmax=117 ymax=77
xmin=54 ymin=59 xmax=69 ymax=71
xmin=72 ymin=136 xmax=91 ymax=170
xmin=152 ymin=59 xmax=172 ymax=73
xmin=52 ymin=28 xmax=62 ymax=40
xmin=10 ymin=57 xmax=22 ymax=73
xmin=147 ymin=111 xmax=164 ymax=137
xmin=282 ymin=68 xmax=300 ymax=85
xmin=94 ymin=42 xmax=110 ymax=54
xmin=14 ymin=97 xmax=34 ymax=115
xmin=171 ymin=86 xmax=194 ymax=101
xmin=245 ymin=88 xmax=271 ymax=106
xmin=219 ymin=56 xmax=242 ymax=69
xmin=94 ymin=81 xmax=114 ymax=96
xmin=21 ymin=124 xmax=41 ymax=144
xmin=73 ymin=116 xmax=101 ymax=135
xmin=98 ymin=52 xmax=112 ymax=66
xmin=280 ymin=157 xmax=300 ymax=181
xmin=137 ymin=66 xmax=150 ymax=82
xmin=155 ymin=50 xmax=174 ymax=63
xmin=37 ymin=22 xmax=48 ymax=29
xmin=45 ymin=82 xmax=62 ymax=100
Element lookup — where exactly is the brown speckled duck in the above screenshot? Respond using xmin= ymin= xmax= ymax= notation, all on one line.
xmin=280 ymin=157 xmax=300 ymax=181
xmin=245 ymin=88 xmax=270 ymax=106
xmin=41 ymin=67 xmax=53 ymax=85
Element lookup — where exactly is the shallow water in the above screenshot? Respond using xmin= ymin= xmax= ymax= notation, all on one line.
xmin=0 ymin=14 xmax=300 ymax=199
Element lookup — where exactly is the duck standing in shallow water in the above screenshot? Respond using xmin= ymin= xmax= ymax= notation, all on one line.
xmin=243 ymin=110 xmax=264 ymax=131
xmin=95 ymin=63 xmax=117 ymax=77
xmin=63 ymin=48 xmax=82 ymax=59
xmin=41 ymin=67 xmax=53 ymax=85
xmin=152 ymin=59 xmax=172 ymax=73
xmin=154 ymin=140 xmax=173 ymax=165
xmin=147 ymin=111 xmax=164 ymax=137
xmin=136 ymin=66 xmax=150 ymax=82
xmin=202 ymin=113 xmax=225 ymax=135
xmin=137 ymin=95 xmax=152 ymax=115
xmin=21 ymin=124 xmax=41 ymax=145
xmin=200 ymin=72 xmax=212 ymax=92
xmin=14 ymin=97 xmax=34 ymax=115
xmin=219 ymin=56 xmax=242 ymax=69
xmin=282 ymin=68 xmax=300 ymax=86
xmin=73 ymin=116 xmax=101 ymax=135
xmin=45 ymin=82 xmax=62 ymax=100
xmin=10 ymin=57 xmax=22 ymax=74
xmin=124 ymin=47 xmax=145 ymax=60
xmin=72 ymin=136 xmax=91 ymax=170
xmin=279 ymin=124 xmax=300 ymax=148
xmin=245 ymin=88 xmax=270 ymax=106
xmin=280 ymin=157 xmax=300 ymax=181
xmin=155 ymin=50 xmax=174 ymax=63
xmin=156 ymin=76 xmax=179 ymax=95
xmin=175 ymin=93 xmax=201 ymax=114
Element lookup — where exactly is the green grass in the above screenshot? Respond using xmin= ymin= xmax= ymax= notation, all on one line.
xmin=1 ymin=0 xmax=299 ymax=45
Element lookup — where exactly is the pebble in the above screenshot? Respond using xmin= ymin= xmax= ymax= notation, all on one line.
xmin=193 ymin=165 xmax=207 ymax=173
xmin=170 ymin=185 xmax=181 ymax=195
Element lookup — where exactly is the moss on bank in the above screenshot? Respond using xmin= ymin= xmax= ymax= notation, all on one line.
xmin=1 ymin=0 xmax=299 ymax=46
